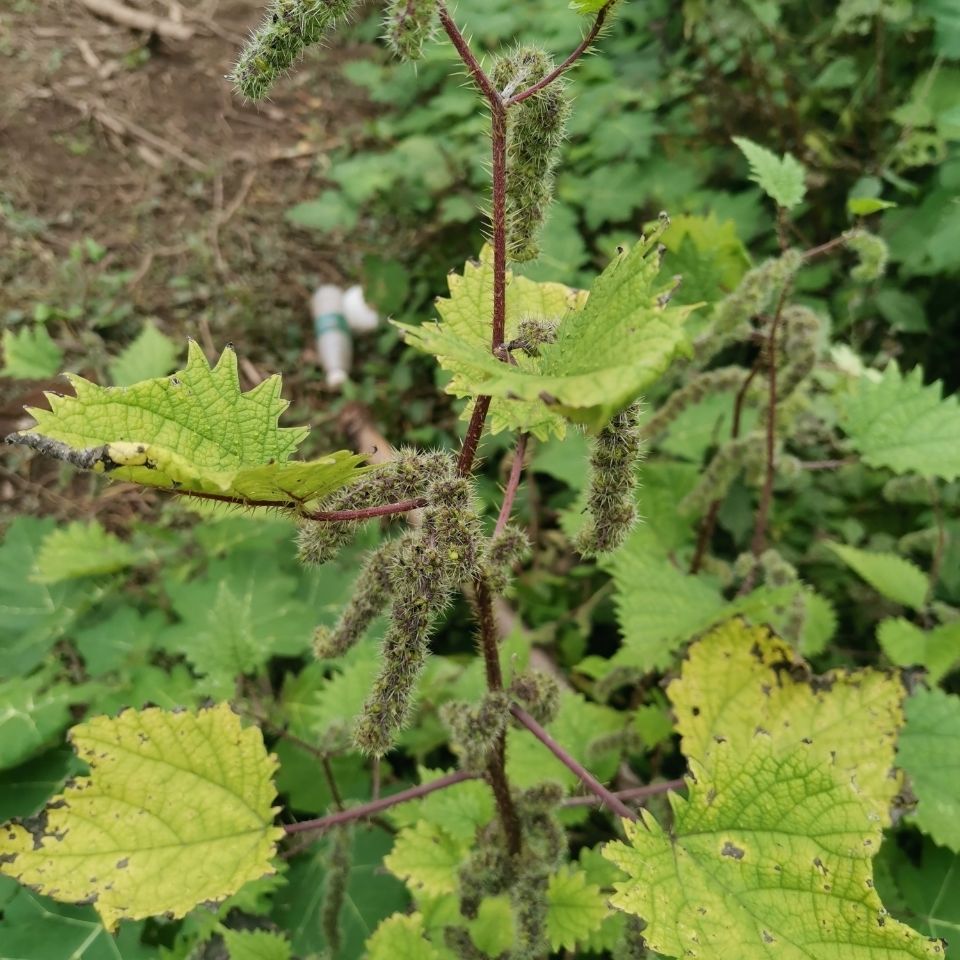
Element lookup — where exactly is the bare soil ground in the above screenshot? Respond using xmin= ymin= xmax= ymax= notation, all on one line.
xmin=0 ymin=0 xmax=376 ymax=520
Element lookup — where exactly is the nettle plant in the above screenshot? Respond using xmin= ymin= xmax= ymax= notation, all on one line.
xmin=4 ymin=1 xmax=960 ymax=958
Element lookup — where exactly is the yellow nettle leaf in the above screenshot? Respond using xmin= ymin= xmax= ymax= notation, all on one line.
xmin=602 ymin=621 xmax=942 ymax=960
xmin=0 ymin=704 xmax=283 ymax=931
xmin=9 ymin=340 xmax=368 ymax=506
xmin=670 ymin=619 xmax=904 ymax=823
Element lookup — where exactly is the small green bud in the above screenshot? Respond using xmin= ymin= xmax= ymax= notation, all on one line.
xmin=510 ymin=871 xmax=550 ymax=960
xmin=383 ymin=0 xmax=438 ymax=61
xmin=778 ymin=305 xmax=820 ymax=398
xmin=510 ymin=316 xmax=560 ymax=356
xmin=231 ymin=0 xmax=358 ymax=100
xmin=484 ymin=524 xmax=531 ymax=594
xmin=441 ymin=692 xmax=510 ymax=771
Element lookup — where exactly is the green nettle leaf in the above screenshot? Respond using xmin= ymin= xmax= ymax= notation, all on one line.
xmin=878 ymin=617 xmax=960 ymax=683
xmin=570 ymin=0 xmax=607 ymax=13
xmin=608 ymin=547 xmax=796 ymax=673
xmin=898 ymin=688 xmax=960 ymax=853
xmin=0 ymin=674 xmax=74 ymax=771
xmin=848 ymin=196 xmax=898 ymax=216
xmin=400 ymin=246 xmax=587 ymax=440
xmin=365 ymin=913 xmax=448 ymax=960
xmin=827 ymin=542 xmax=929 ymax=610
xmin=732 ymin=136 xmax=808 ymax=209
xmin=876 ymin=837 xmax=960 ymax=940
xmin=839 ymin=363 xmax=960 ymax=481
xmin=545 ymin=865 xmax=609 ymax=951
xmin=0 ymin=517 xmax=101 ymax=676
xmin=397 ymin=235 xmax=694 ymax=435
xmin=602 ymin=621 xmax=941 ymax=959
xmin=1 ymin=324 xmax=63 ymax=379
xmin=161 ymin=558 xmax=316 ymax=697
xmin=383 ymin=820 xmax=463 ymax=896
xmin=0 ymin=704 xmax=284 ymax=931
xmin=9 ymin=341 xmax=368 ymax=505
xmin=222 ymin=929 xmax=292 ymax=960
xmin=33 ymin=520 xmax=136 ymax=584
xmin=108 ymin=320 xmax=179 ymax=386
xmin=468 ymin=895 xmax=515 ymax=955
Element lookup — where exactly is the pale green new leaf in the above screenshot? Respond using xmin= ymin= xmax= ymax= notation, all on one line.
xmin=1 ymin=325 xmax=63 ymax=379
xmin=827 ymin=542 xmax=929 ymax=609
xmin=397 ymin=237 xmax=694 ymax=434
xmin=898 ymin=688 xmax=960 ymax=852
xmin=33 ymin=521 xmax=136 ymax=584
xmin=878 ymin=617 xmax=960 ymax=683
xmin=546 ymin=865 xmax=609 ymax=951
xmin=383 ymin=821 xmax=463 ymax=895
xmin=222 ymin=929 xmax=292 ymax=960
xmin=468 ymin=895 xmax=515 ymax=956
xmin=0 ymin=704 xmax=283 ymax=930
xmin=732 ymin=136 xmax=807 ymax=209
xmin=602 ymin=621 xmax=940 ymax=959
xmin=366 ymin=913 xmax=449 ymax=960
xmin=840 ymin=363 xmax=960 ymax=480
xmin=11 ymin=341 xmax=368 ymax=504
xmin=108 ymin=320 xmax=179 ymax=386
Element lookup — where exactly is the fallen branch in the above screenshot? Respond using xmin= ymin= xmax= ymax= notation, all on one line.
xmin=79 ymin=0 xmax=194 ymax=41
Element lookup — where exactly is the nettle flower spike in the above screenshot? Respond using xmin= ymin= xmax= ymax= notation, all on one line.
xmin=231 ymin=0 xmax=358 ymax=101
xmin=844 ymin=228 xmax=889 ymax=282
xmin=493 ymin=46 xmax=571 ymax=263
xmin=353 ymin=469 xmax=485 ymax=756
xmin=313 ymin=537 xmax=400 ymax=660
xmin=383 ymin=0 xmax=438 ymax=61
xmin=576 ymin=401 xmax=645 ymax=557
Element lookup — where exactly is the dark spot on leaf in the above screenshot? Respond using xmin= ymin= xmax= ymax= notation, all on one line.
xmin=116 ymin=858 xmax=129 ymax=869
xmin=762 ymin=931 xmax=775 ymax=943
xmin=721 ymin=842 xmax=745 ymax=860
xmin=801 ymin=737 xmax=813 ymax=744
xmin=713 ymin=735 xmax=727 ymax=743
xmin=691 ymin=706 xmax=701 ymax=717
xmin=813 ymin=857 xmax=827 ymax=874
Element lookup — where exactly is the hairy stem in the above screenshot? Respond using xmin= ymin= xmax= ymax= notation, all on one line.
xmin=690 ymin=358 xmax=761 ymax=574
xmin=750 ymin=284 xmax=792 ymax=557
xmin=562 ymin=778 xmax=686 ymax=808
xmin=173 ymin=489 xmax=426 ymax=521
xmin=505 ymin=0 xmax=615 ymax=106
xmin=494 ymin=433 xmax=529 ymax=536
xmin=509 ymin=704 xmax=637 ymax=821
xmin=474 ymin=574 xmax=523 ymax=855
xmin=284 ymin=770 xmax=479 ymax=835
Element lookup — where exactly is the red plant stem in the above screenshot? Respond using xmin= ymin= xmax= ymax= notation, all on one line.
xmin=799 ymin=458 xmax=856 ymax=470
xmin=304 ymin=498 xmax=426 ymax=522
xmin=802 ymin=234 xmax=847 ymax=261
xmin=437 ymin=3 xmax=501 ymax=105
xmin=505 ymin=0 xmax=615 ymax=106
xmin=490 ymin=104 xmax=508 ymax=350
xmin=457 ymin=395 xmax=492 ymax=476
xmin=562 ymin=778 xmax=686 ymax=808
xmin=494 ymin=433 xmax=529 ymax=536
xmin=509 ymin=704 xmax=637 ymax=821
xmin=172 ymin=489 xmax=426 ymax=521
xmin=750 ymin=284 xmax=792 ymax=557
xmin=474 ymin=575 xmax=523 ymax=855
xmin=284 ymin=770 xmax=479 ymax=835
